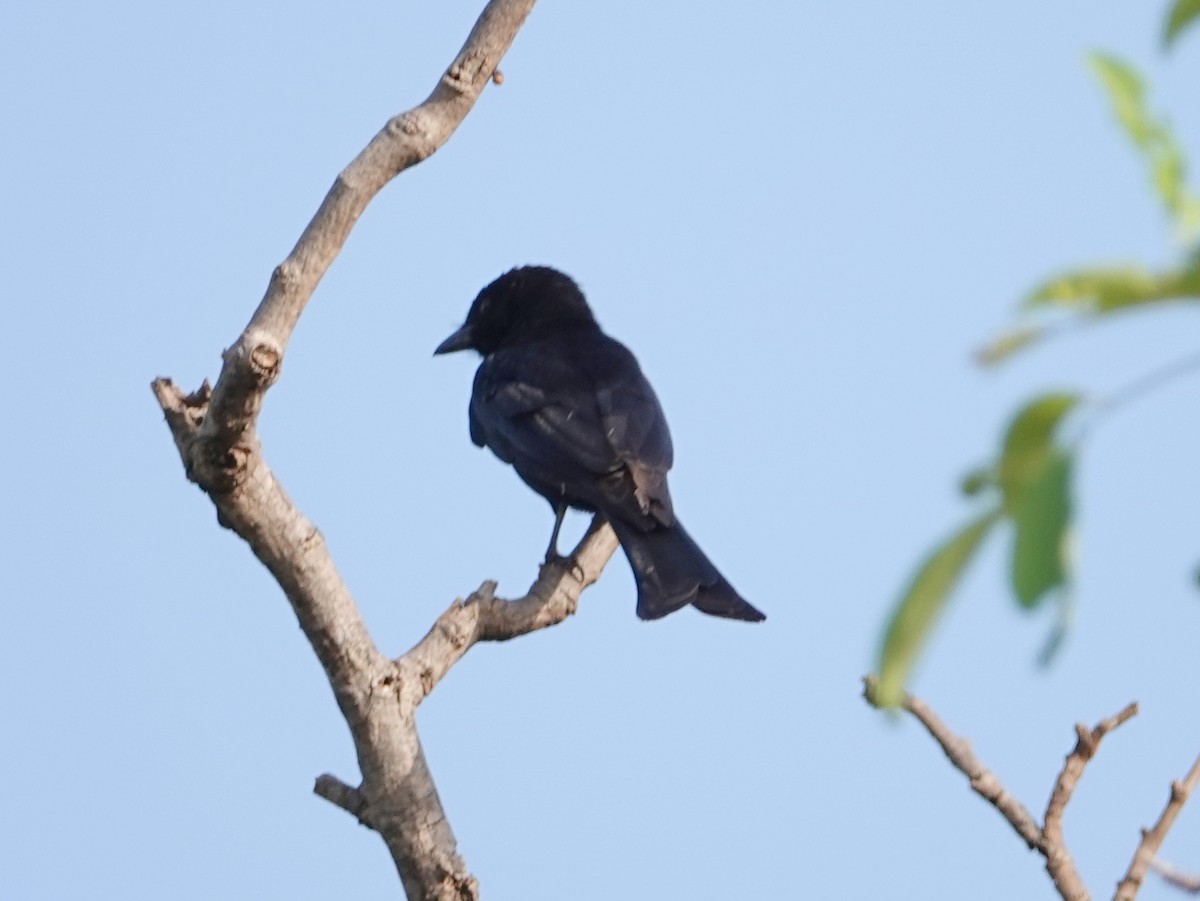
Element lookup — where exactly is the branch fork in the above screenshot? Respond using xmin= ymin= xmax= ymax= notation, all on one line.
xmin=865 ymin=678 xmax=1200 ymax=901
xmin=150 ymin=4 xmax=621 ymax=899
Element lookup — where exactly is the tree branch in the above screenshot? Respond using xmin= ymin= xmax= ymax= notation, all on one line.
xmin=863 ymin=676 xmax=1044 ymax=848
xmin=863 ymin=678 xmax=1142 ymax=901
xmin=1115 ymin=751 xmax=1200 ymax=901
xmin=1041 ymin=703 xmax=1139 ymax=901
xmin=314 ymin=774 xmax=371 ymax=826
xmin=151 ymin=4 xmax=581 ymax=899
xmin=1148 ymin=857 xmax=1200 ymax=894
xmin=399 ymin=517 xmax=618 ymax=706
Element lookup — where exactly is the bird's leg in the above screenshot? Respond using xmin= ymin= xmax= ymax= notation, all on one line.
xmin=540 ymin=503 xmax=592 ymax=584
xmin=543 ymin=502 xmax=568 ymax=564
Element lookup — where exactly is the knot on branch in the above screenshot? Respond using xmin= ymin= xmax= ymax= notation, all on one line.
xmin=152 ymin=377 xmax=239 ymax=487
xmin=270 ymin=259 xmax=301 ymax=292
xmin=173 ymin=330 xmax=281 ymax=493
xmin=249 ymin=343 xmax=281 ymax=382
xmin=1170 ymin=780 xmax=1187 ymax=803
xmin=439 ymin=869 xmax=480 ymax=901
xmin=444 ymin=50 xmax=488 ymax=93
xmin=222 ymin=331 xmax=283 ymax=391
xmin=436 ymin=614 xmax=472 ymax=652
xmin=192 ymin=438 xmax=252 ymax=494
xmin=388 ymin=111 xmax=425 ymax=138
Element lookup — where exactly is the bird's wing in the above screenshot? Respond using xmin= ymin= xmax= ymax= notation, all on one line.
xmin=470 ymin=350 xmax=620 ymax=477
xmin=588 ymin=339 xmax=674 ymax=523
xmin=471 ymin=337 xmax=675 ymax=520
xmin=591 ymin=343 xmax=673 ymax=471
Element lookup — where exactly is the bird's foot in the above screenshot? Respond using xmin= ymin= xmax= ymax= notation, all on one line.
xmin=540 ymin=550 xmax=586 ymax=582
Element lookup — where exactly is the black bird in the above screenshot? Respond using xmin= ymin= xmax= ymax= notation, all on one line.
xmin=435 ymin=266 xmax=764 ymax=623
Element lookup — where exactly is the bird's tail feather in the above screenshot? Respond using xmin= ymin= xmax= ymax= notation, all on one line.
xmin=609 ymin=517 xmax=765 ymax=622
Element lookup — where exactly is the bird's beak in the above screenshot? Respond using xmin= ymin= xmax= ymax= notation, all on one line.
xmin=434 ymin=323 xmax=475 ymax=355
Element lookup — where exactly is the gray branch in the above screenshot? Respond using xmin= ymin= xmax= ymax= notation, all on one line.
xmin=1148 ymin=857 xmax=1200 ymax=895
xmin=862 ymin=677 xmax=1044 ymax=850
xmin=863 ymin=679 xmax=1160 ymax=901
xmin=150 ymin=4 xmax=626 ymax=899
xmin=1115 ymin=751 xmax=1200 ymax=900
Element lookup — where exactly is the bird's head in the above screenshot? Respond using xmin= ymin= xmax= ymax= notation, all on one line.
xmin=434 ymin=266 xmax=597 ymax=356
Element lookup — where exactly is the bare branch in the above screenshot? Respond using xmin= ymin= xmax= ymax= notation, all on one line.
xmin=1042 ymin=703 xmax=1139 ymax=901
xmin=863 ymin=676 xmax=1044 ymax=848
xmin=1148 ymin=857 xmax=1200 ymax=894
xmin=1115 ymin=751 xmax=1200 ymax=901
xmin=242 ymin=0 xmax=537 ymax=352
xmin=152 ymin=3 xmax=562 ymax=899
xmin=314 ymin=775 xmax=372 ymax=826
xmin=162 ymin=0 xmax=537 ymax=491
xmin=400 ymin=517 xmax=619 ymax=707
xmin=864 ymin=680 xmax=1144 ymax=901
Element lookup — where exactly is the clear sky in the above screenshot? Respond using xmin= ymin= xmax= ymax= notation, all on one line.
xmin=4 ymin=2 xmax=1200 ymax=899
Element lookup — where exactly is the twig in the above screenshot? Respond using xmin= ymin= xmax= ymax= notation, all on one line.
xmin=1085 ymin=350 xmax=1200 ymax=436
xmin=397 ymin=516 xmax=618 ymax=709
xmin=1148 ymin=857 xmax=1200 ymax=894
xmin=863 ymin=676 xmax=1043 ymax=848
xmin=314 ymin=775 xmax=372 ymax=827
xmin=1115 ymin=751 xmax=1200 ymax=900
xmin=1042 ymin=703 xmax=1139 ymax=900
xmin=864 ymin=678 xmax=1142 ymax=901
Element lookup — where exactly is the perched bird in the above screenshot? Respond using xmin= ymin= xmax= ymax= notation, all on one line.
xmin=435 ymin=266 xmax=764 ymax=623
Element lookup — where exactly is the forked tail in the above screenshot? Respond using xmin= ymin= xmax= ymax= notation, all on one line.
xmin=609 ymin=516 xmax=765 ymax=622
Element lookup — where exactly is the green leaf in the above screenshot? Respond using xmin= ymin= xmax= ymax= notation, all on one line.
xmin=1165 ymin=0 xmax=1200 ymax=49
xmin=997 ymin=393 xmax=1080 ymax=514
xmin=1011 ymin=449 xmax=1074 ymax=608
xmin=1037 ymin=590 xmax=1075 ymax=668
xmin=1185 ymin=200 xmax=1200 ymax=239
xmin=975 ymin=326 xmax=1044 ymax=365
xmin=1024 ymin=265 xmax=1200 ymax=313
xmin=1150 ymin=138 xmax=1189 ymax=223
xmin=959 ymin=466 xmax=994 ymax=497
xmin=1088 ymin=53 xmax=1193 ymax=224
xmin=875 ymin=508 xmax=1002 ymax=707
xmin=1088 ymin=54 xmax=1149 ymax=146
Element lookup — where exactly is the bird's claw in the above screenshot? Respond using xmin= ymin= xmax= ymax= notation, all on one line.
xmin=541 ymin=551 xmax=586 ymax=582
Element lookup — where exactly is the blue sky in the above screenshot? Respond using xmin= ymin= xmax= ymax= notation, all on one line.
xmin=4 ymin=2 xmax=1200 ymax=898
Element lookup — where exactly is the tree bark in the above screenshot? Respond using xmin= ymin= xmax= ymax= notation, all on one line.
xmin=152 ymin=3 xmax=620 ymax=897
